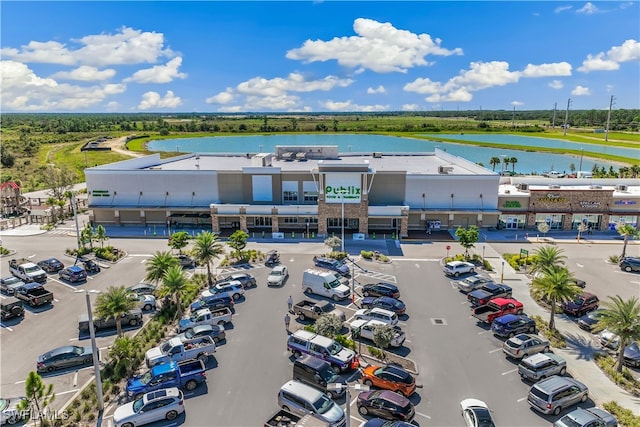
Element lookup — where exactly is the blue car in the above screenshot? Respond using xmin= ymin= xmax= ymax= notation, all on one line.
xmin=314 ymin=257 xmax=350 ymax=276
xmin=190 ymin=291 xmax=234 ymax=312
xmin=491 ymin=314 xmax=536 ymax=338
xmin=361 ymin=296 xmax=406 ymax=315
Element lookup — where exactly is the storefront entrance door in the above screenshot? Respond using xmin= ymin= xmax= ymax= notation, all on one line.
xmin=506 ymin=217 xmax=519 ymax=230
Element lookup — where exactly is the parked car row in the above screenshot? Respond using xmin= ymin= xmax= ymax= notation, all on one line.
xmin=444 ymin=261 xmax=617 ymax=424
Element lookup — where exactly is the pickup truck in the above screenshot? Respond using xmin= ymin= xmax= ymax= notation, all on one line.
xmin=126 ymin=359 xmax=206 ymax=399
xmin=264 ymin=409 xmax=329 ymax=427
xmin=14 ymin=283 xmax=54 ymax=307
xmin=8 ymin=258 xmax=47 ymax=283
xmin=145 ymin=336 xmax=216 ymax=368
xmin=177 ymin=307 xmax=232 ymax=333
xmin=292 ymin=300 xmax=346 ymax=322
xmin=467 ymin=283 xmax=513 ymax=307
xmin=472 ymin=298 xmax=524 ymax=324
xmin=78 ymin=309 xmax=143 ymax=334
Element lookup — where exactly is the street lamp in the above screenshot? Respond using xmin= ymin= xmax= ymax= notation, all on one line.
xmin=327 ymin=383 xmax=370 ymax=427
xmin=71 ymin=193 xmax=81 ymax=253
xmin=85 ymin=291 xmax=104 ymax=411
xmin=340 ymin=192 xmax=345 ymax=253
xmin=579 ymin=148 xmax=584 ymax=171
xmin=501 ymin=261 xmax=505 ymax=283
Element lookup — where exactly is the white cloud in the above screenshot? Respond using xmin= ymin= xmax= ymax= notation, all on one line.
xmin=554 ymin=5 xmax=573 ymax=13
xmin=405 ymin=60 xmax=574 ymax=103
xmin=0 ymin=60 xmax=126 ymax=111
xmin=511 ymin=101 xmax=524 ymax=106
xmin=1 ymin=27 xmax=172 ymax=67
xmin=401 ymin=104 xmax=420 ymax=111
xmin=138 ymin=90 xmax=182 ymax=110
xmin=217 ymin=105 xmax=243 ymax=113
xmin=578 ymin=39 xmax=640 ymax=72
xmin=206 ymin=88 xmax=235 ymax=104
xmin=286 ymin=18 xmax=462 ymax=73
xmin=236 ymin=73 xmax=353 ymax=96
xmin=571 ymin=85 xmax=591 ymax=96
xmin=106 ymin=101 xmax=120 ymax=111
xmin=125 ymin=57 xmax=187 ymax=84
xmin=549 ymin=80 xmax=564 ymax=89
xmin=367 ymin=85 xmax=386 ymax=94
xmin=577 ymin=2 xmax=599 ymax=14
xmin=321 ymin=100 xmax=389 ymax=112
xmin=243 ymin=94 xmax=301 ymax=110
xmin=51 ymin=65 xmax=116 ymax=81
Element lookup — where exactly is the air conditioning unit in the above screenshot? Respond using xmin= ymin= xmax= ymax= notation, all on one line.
xmin=516 ymin=183 xmax=529 ymax=191
xmin=438 ymin=165 xmax=454 ymax=174
xmin=373 ymin=152 xmax=383 ymax=158
xmin=616 ymin=185 xmax=628 ymax=191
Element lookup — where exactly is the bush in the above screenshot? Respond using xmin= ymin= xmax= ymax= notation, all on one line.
xmin=532 ymin=315 xmax=566 ymax=348
xmin=324 ymin=251 xmax=347 ymax=261
xmin=334 ymin=334 xmax=356 ymax=350
xmin=595 ymin=354 xmax=640 ymax=396
xmin=603 ymin=401 xmax=640 ymax=427
xmin=361 ymin=250 xmax=374 ymax=259
xmin=367 ymin=345 xmax=385 ymax=359
xmin=0 ymin=246 xmax=9 ymax=255
xmin=609 ymin=255 xmax=620 ymax=264
xmin=377 ymin=254 xmax=390 ymax=262
xmin=502 ymin=252 xmax=535 ymax=270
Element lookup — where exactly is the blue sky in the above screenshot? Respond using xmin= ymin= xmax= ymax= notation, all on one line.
xmin=2 ymin=1 xmax=639 ymax=113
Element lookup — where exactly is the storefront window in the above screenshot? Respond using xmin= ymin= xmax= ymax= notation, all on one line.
xmin=327 ymin=218 xmax=343 ymax=227
xmin=535 ymin=214 xmax=564 ymax=230
xmin=283 ymin=191 xmax=298 ymax=203
xmin=572 ymin=214 xmax=601 ymax=230
xmin=253 ymin=216 xmax=272 ymax=227
xmin=609 ymin=215 xmax=638 ymax=230
xmin=498 ymin=215 xmax=526 ymax=230
xmin=282 ymin=217 xmax=298 ymax=224
xmin=303 ymin=191 xmax=318 ymax=203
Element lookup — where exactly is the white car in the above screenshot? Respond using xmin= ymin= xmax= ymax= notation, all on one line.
xmin=113 ymin=388 xmax=184 ymax=427
xmin=354 ymin=307 xmax=398 ymax=326
xmin=460 ymin=398 xmax=496 ymax=427
xmin=443 ymin=261 xmax=475 ymax=277
xmin=267 ymin=265 xmax=289 ymax=287
xmin=213 ymin=280 xmax=244 ymax=300
xmin=130 ymin=293 xmax=156 ymax=312
xmin=0 ymin=396 xmax=27 ymax=425
xmin=349 ymin=319 xmax=406 ymax=347
xmin=599 ymin=329 xmax=620 ymax=350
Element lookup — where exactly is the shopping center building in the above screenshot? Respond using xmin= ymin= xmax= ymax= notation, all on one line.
xmin=85 ymin=146 xmax=639 ymax=237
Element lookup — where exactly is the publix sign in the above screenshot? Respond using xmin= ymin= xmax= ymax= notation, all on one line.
xmin=325 ymin=173 xmax=361 ymax=203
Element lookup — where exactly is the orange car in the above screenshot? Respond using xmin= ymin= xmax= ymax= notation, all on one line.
xmin=361 ymin=364 xmax=416 ymax=397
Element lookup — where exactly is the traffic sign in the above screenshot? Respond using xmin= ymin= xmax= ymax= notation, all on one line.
xmin=446 ymin=245 xmax=451 ymax=250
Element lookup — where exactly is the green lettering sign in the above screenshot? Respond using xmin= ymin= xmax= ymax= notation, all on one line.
xmin=503 ymin=201 xmax=521 ymax=208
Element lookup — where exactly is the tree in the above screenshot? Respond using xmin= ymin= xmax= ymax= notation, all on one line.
xmin=43 ymin=165 xmax=76 ymax=202
xmin=168 ymin=231 xmax=190 ymax=254
xmin=503 ymin=158 xmax=510 ymax=171
xmin=569 ymin=162 xmax=576 ymax=173
xmin=616 ymin=223 xmax=640 ymax=259
xmin=372 ymin=324 xmax=395 ymax=351
xmin=109 ymin=336 xmax=138 ymax=378
xmin=227 ymin=230 xmax=249 ymax=259
xmin=593 ymin=296 xmax=640 ymax=373
xmin=156 ymin=265 xmax=193 ymax=319
xmin=192 ymin=231 xmax=224 ymax=286
xmin=509 ymin=157 xmax=518 ymax=172
xmin=95 ymin=224 xmax=108 ymax=248
xmin=94 ymin=286 xmax=137 ymax=337
xmin=489 ymin=157 xmax=501 ymax=171
xmin=17 ymin=371 xmax=55 ymax=426
xmin=454 ymin=226 xmax=479 ymax=259
xmin=531 ymin=266 xmax=581 ymax=330
xmin=80 ymin=223 xmax=96 ymax=250
xmin=314 ymin=314 xmax=343 ymax=339
xmin=324 ymin=236 xmax=342 ymax=252
xmin=530 ymin=245 xmax=566 ymax=276
xmin=145 ymin=251 xmax=180 ymax=284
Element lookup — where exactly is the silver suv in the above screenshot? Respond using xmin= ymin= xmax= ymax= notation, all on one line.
xmin=518 ymin=352 xmax=567 ymax=382
xmin=443 ymin=261 xmax=475 ymax=277
xmin=527 ymin=376 xmax=588 ymax=415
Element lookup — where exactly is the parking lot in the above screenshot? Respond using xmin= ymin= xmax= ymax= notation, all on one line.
xmin=1 ymin=233 xmax=638 ymax=426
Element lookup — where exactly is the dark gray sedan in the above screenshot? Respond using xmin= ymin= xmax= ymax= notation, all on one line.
xmin=0 ymin=276 xmax=25 ymax=296
xmin=175 ymin=324 xmax=226 ymax=343
xmin=37 ymin=346 xmax=94 ymax=373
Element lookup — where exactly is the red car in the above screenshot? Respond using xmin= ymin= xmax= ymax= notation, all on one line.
xmin=361 ymin=364 xmax=416 ymax=397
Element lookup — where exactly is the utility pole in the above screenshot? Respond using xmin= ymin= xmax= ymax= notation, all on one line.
xmin=563 ymin=98 xmax=572 ymax=136
xmin=605 ymin=95 xmax=615 ymax=142
xmin=552 ymin=102 xmax=557 ymax=128
xmin=512 ymin=105 xmax=516 ymax=128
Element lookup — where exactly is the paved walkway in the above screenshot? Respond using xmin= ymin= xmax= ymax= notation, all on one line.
xmin=479 ymin=243 xmax=640 ymax=414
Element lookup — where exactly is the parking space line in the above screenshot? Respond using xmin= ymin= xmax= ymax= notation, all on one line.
xmin=488 ymin=348 xmax=502 ymax=353
xmin=477 ymin=331 xmax=492 ymax=335
xmin=502 ymin=368 xmax=518 ymax=376
xmin=48 ymin=277 xmax=80 ymax=291
xmin=15 ymin=380 xmax=25 ymax=384
xmin=415 ymin=411 xmax=431 ymax=419
xmin=517 ymin=397 xmax=528 ymax=402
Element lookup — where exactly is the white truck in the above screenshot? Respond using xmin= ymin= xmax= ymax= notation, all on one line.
xmin=145 ymin=336 xmax=216 ymax=368
xmin=8 ymin=258 xmax=47 ymax=283
xmin=302 ymin=269 xmax=351 ymax=301
xmin=177 ymin=307 xmax=232 ymax=333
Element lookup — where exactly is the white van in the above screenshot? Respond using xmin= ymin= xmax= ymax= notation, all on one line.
xmin=302 ymin=269 xmax=350 ymax=301
xmin=277 ymin=380 xmax=345 ymax=427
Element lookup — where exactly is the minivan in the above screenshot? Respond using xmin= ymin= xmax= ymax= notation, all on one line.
xmin=302 ymin=269 xmax=351 ymax=301
xmin=278 ymin=380 xmax=346 ymax=427
xmin=293 ymin=355 xmax=345 ymax=398
xmin=287 ymin=330 xmax=357 ymax=373
xmin=527 ymin=375 xmax=589 ymax=415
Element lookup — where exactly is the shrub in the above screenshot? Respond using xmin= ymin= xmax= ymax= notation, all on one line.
xmin=324 ymin=251 xmax=347 ymax=261
xmin=609 ymin=255 xmax=620 ymax=264
xmin=602 ymin=402 xmax=640 ymax=427
xmin=303 ymin=324 xmax=315 ymax=333
xmin=367 ymin=345 xmax=384 ymax=359
xmin=334 ymin=334 xmax=356 ymax=350
xmin=482 ymin=259 xmax=493 ymax=271
xmin=361 ymin=250 xmax=374 ymax=259
xmin=532 ymin=315 xmax=566 ymax=348
xmin=377 ymin=254 xmax=390 ymax=262
xmin=0 ymin=246 xmax=9 ymax=255
xmin=595 ymin=354 xmax=640 ymax=396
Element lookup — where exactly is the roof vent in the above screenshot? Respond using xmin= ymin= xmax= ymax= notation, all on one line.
xmin=616 ymin=184 xmax=628 ymax=191
xmin=590 ymin=185 xmax=602 ymax=189
xmin=516 ymin=183 xmax=529 ymax=191
xmin=438 ymin=165 xmax=454 ymax=174
xmin=373 ymin=152 xmax=383 ymax=158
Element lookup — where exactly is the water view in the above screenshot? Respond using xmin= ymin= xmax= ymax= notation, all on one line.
xmin=147 ymin=134 xmax=622 ymax=174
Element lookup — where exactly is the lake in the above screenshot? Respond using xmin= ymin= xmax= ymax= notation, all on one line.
xmin=147 ymin=134 xmax=623 ymax=174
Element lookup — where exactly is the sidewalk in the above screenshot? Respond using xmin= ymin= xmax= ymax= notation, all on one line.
xmin=480 ymin=244 xmax=640 ymax=414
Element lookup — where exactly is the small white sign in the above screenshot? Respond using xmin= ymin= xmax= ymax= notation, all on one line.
xmin=272 ymin=232 xmax=285 ymax=239
xmin=353 ymin=233 xmax=365 ymax=240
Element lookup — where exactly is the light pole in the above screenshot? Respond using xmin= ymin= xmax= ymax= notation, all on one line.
xmin=482 ymin=244 xmax=485 ymax=265
xmin=327 ymin=383 xmax=370 ymax=427
xmin=579 ymin=148 xmax=584 ymax=171
xmin=71 ymin=193 xmax=81 ymax=253
xmin=85 ymin=292 xmax=104 ymax=411
xmin=501 ymin=261 xmax=505 ymax=283
xmin=340 ymin=192 xmax=345 ymax=253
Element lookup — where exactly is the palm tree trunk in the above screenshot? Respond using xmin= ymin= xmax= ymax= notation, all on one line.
xmin=549 ymin=298 xmax=556 ymax=330
xmin=616 ymin=341 xmax=626 ymax=373
xmin=621 ymin=236 xmax=629 ymax=259
xmin=206 ymin=262 xmax=212 ymax=286
xmin=175 ymin=295 xmax=182 ymax=319
xmin=116 ymin=319 xmax=123 ymax=337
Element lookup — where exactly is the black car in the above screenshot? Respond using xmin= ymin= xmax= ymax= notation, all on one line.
xmin=491 ymin=314 xmax=536 ymax=338
xmin=37 ymin=258 xmax=65 ymax=273
xmin=265 ymin=250 xmax=280 ymax=266
xmin=357 ymin=390 xmax=415 ymax=422
xmin=363 ymin=419 xmax=414 ymax=427
xmin=362 ymin=282 xmax=400 ymax=299
xmin=361 ymin=296 xmax=406 ymax=315
xmin=215 ymin=273 xmax=256 ymax=289
xmin=37 ymin=345 xmax=95 ymax=373
xmin=620 ymin=257 xmax=640 ymax=273
xmin=577 ymin=309 xmax=605 ymax=331
xmin=190 ymin=291 xmax=234 ymax=312
xmin=59 ymin=266 xmax=87 ymax=283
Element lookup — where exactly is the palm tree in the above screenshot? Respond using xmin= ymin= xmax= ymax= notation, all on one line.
xmin=94 ymin=286 xmax=137 ymax=337
xmin=156 ymin=265 xmax=193 ymax=319
xmin=594 ymin=296 xmax=640 ymax=372
xmin=489 ymin=157 xmax=501 ymax=171
xmin=192 ymin=231 xmax=224 ymax=286
xmin=530 ymin=245 xmax=566 ymax=276
xmin=503 ymin=158 xmax=510 ymax=172
xmin=531 ymin=266 xmax=581 ymax=330
xmin=509 ymin=157 xmax=518 ymax=172
xmin=615 ymin=223 xmax=639 ymax=259
xmin=95 ymin=224 xmax=108 ymax=248
xmin=145 ymin=251 xmax=180 ymax=284
xmin=630 ymin=164 xmax=640 ymax=178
